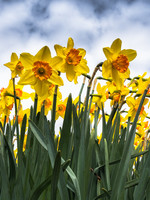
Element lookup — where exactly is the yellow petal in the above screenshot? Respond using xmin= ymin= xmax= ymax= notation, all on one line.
xmin=103 ymin=47 xmax=114 ymax=60
xmin=126 ymin=97 xmax=135 ymax=107
xmin=66 ymin=66 xmax=76 ymax=82
xmin=111 ymin=38 xmax=122 ymax=53
xmin=4 ymin=62 xmax=16 ymax=70
xmin=34 ymin=46 xmax=51 ymax=62
xmin=34 ymin=80 xmax=50 ymax=97
xmin=67 ymin=37 xmax=74 ymax=49
xmin=78 ymin=48 xmax=86 ymax=57
xmin=119 ymin=68 xmax=130 ymax=79
xmin=48 ymin=70 xmax=64 ymax=86
xmin=97 ymin=83 xmax=102 ymax=93
xmin=50 ymin=56 xmax=63 ymax=71
xmin=112 ymin=68 xmax=123 ymax=89
xmin=102 ymin=60 xmax=112 ymax=78
xmin=75 ymin=60 xmax=89 ymax=74
xmin=119 ymin=49 xmax=137 ymax=62
xmin=54 ymin=45 xmax=65 ymax=57
xmin=18 ymin=70 xmax=36 ymax=85
xmin=20 ymin=53 xmax=34 ymax=70
xmin=11 ymin=53 xmax=18 ymax=62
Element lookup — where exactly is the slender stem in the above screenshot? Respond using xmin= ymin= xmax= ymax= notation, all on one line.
xmin=33 ymin=93 xmax=38 ymax=121
xmin=50 ymin=85 xmax=58 ymax=135
xmin=78 ymin=76 xmax=86 ymax=113
xmin=12 ymin=78 xmax=20 ymax=164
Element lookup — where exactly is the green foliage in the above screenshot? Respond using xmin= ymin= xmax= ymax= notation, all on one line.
xmin=0 ymin=85 xmax=150 ymax=200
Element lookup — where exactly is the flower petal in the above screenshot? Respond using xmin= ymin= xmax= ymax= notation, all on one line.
xmin=111 ymin=38 xmax=122 ymax=53
xmin=11 ymin=53 xmax=18 ymax=62
xmin=54 ymin=45 xmax=65 ymax=57
xmin=4 ymin=62 xmax=16 ymax=70
xmin=34 ymin=46 xmax=51 ymax=62
xmin=75 ymin=60 xmax=89 ymax=74
xmin=119 ymin=49 xmax=137 ymax=61
xmin=102 ymin=60 xmax=112 ymax=78
xmin=112 ymin=68 xmax=123 ymax=89
xmin=18 ymin=70 xmax=36 ymax=85
xmin=20 ymin=53 xmax=34 ymax=70
xmin=48 ymin=70 xmax=64 ymax=86
xmin=119 ymin=68 xmax=130 ymax=79
xmin=103 ymin=47 xmax=114 ymax=60
xmin=78 ymin=48 xmax=86 ymax=57
xmin=67 ymin=37 xmax=74 ymax=49
xmin=50 ymin=56 xmax=64 ymax=71
xmin=34 ymin=80 xmax=50 ymax=97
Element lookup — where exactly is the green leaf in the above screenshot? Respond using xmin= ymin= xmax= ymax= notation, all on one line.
xmin=29 ymin=119 xmax=47 ymax=150
xmin=30 ymin=175 xmax=52 ymax=200
xmin=104 ymin=139 xmax=111 ymax=191
xmin=51 ymin=151 xmax=61 ymax=200
xmin=110 ymin=87 xmax=148 ymax=200
xmin=134 ymin=149 xmax=150 ymax=200
xmin=58 ymin=94 xmax=72 ymax=160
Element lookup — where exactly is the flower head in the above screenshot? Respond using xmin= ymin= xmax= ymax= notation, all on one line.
xmin=4 ymin=53 xmax=24 ymax=78
xmin=18 ymin=46 xmax=64 ymax=97
xmin=54 ymin=37 xmax=89 ymax=82
xmin=102 ymin=38 xmax=137 ymax=89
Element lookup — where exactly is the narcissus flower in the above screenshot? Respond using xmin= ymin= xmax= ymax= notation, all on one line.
xmin=126 ymin=96 xmax=148 ymax=121
xmin=0 ymin=80 xmax=14 ymax=116
xmin=102 ymin=38 xmax=137 ymax=89
xmin=92 ymin=83 xmax=108 ymax=109
xmin=4 ymin=53 xmax=24 ymax=78
xmin=55 ymin=98 xmax=68 ymax=120
xmin=18 ymin=46 xmax=64 ymax=97
xmin=54 ymin=37 xmax=89 ymax=82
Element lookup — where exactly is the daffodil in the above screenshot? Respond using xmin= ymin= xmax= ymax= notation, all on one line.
xmin=0 ymin=80 xmax=14 ymax=116
xmin=102 ymin=38 xmax=137 ymax=89
xmin=18 ymin=46 xmax=64 ymax=97
xmin=107 ymin=81 xmax=129 ymax=106
xmin=126 ymin=96 xmax=148 ymax=121
xmin=37 ymin=96 xmax=53 ymax=115
xmin=92 ymin=83 xmax=108 ymax=109
xmin=4 ymin=53 xmax=24 ymax=78
xmin=55 ymin=98 xmax=68 ymax=120
xmin=54 ymin=37 xmax=89 ymax=82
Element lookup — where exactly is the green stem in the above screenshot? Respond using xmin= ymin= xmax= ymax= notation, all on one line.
xmin=33 ymin=93 xmax=38 ymax=121
xmin=12 ymin=78 xmax=20 ymax=164
xmin=50 ymin=85 xmax=58 ymax=135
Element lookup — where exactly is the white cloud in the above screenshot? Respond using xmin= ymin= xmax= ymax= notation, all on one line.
xmin=0 ymin=0 xmax=150 ymax=98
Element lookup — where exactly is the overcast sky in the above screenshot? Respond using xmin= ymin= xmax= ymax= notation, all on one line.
xmin=0 ymin=0 xmax=150 ymax=99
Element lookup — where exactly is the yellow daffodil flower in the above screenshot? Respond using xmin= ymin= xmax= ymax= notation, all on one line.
xmin=102 ymin=38 xmax=137 ymax=89
xmin=54 ymin=37 xmax=89 ymax=82
xmin=0 ymin=80 xmax=14 ymax=116
xmin=4 ymin=53 xmax=24 ymax=78
xmin=18 ymin=46 xmax=64 ymax=97
xmin=126 ymin=96 xmax=148 ymax=121
xmin=55 ymin=98 xmax=68 ymax=120
xmin=92 ymin=83 xmax=108 ymax=109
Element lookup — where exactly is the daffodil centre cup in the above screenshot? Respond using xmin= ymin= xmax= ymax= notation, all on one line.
xmin=66 ymin=48 xmax=82 ymax=66
xmin=112 ymin=54 xmax=129 ymax=73
xmin=32 ymin=61 xmax=52 ymax=81
xmin=16 ymin=61 xmax=24 ymax=71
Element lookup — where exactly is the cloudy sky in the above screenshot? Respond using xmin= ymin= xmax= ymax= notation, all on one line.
xmin=0 ymin=0 xmax=150 ymax=99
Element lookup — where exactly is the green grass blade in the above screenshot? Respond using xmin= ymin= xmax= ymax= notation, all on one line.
xmin=29 ymin=175 xmax=52 ymax=200
xmin=51 ymin=151 xmax=61 ymax=200
xmin=104 ymin=139 xmax=111 ymax=191
xmin=134 ymin=149 xmax=150 ymax=200
xmin=29 ymin=119 xmax=47 ymax=150
xmin=110 ymin=87 xmax=148 ymax=200
xmin=62 ymin=158 xmax=81 ymax=200
xmin=58 ymin=94 xmax=72 ymax=160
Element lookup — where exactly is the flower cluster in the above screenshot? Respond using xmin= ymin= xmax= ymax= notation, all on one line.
xmin=1 ymin=37 xmax=150 ymax=151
